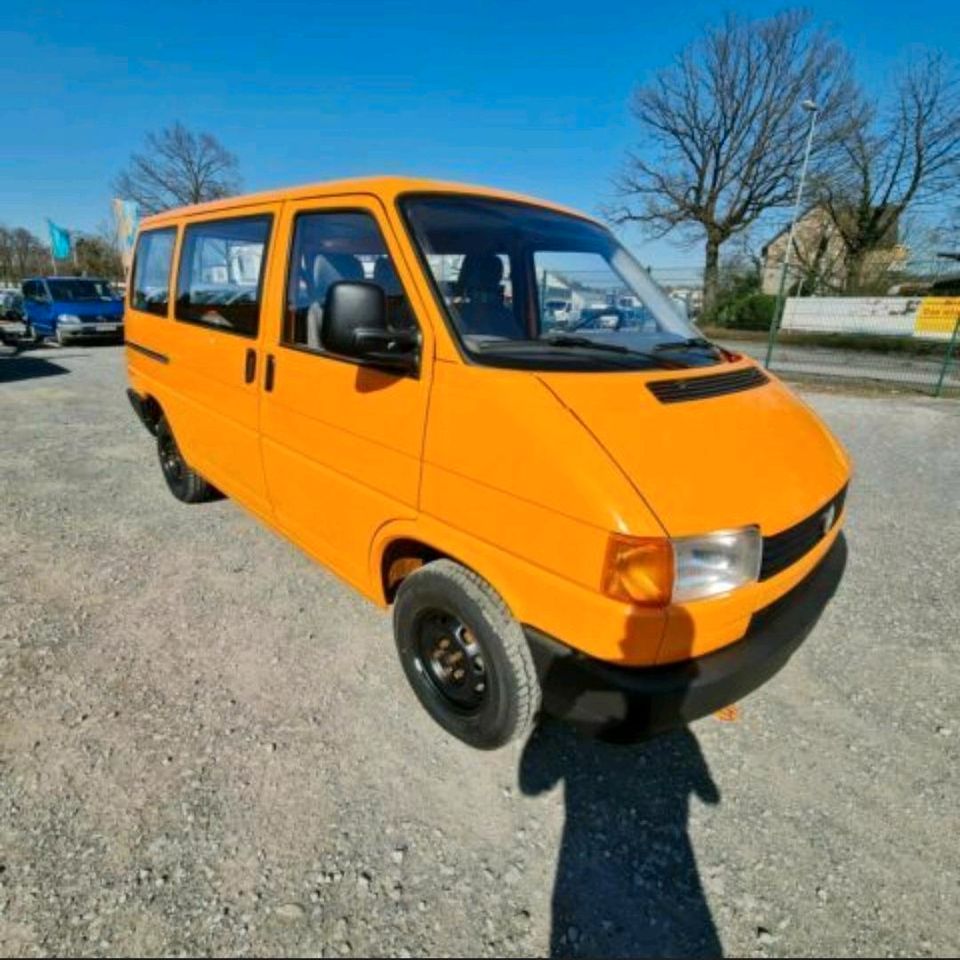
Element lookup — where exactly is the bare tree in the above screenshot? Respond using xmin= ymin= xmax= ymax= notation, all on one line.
xmin=0 ymin=227 xmax=50 ymax=281
xmin=113 ymin=122 xmax=242 ymax=215
xmin=815 ymin=54 xmax=960 ymax=290
xmin=609 ymin=10 xmax=856 ymax=312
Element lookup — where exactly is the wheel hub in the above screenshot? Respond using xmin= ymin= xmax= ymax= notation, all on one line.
xmin=417 ymin=612 xmax=487 ymax=711
xmin=159 ymin=435 xmax=184 ymax=481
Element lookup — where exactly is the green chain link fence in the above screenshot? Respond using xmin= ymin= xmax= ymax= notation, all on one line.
xmin=760 ymin=298 xmax=960 ymax=397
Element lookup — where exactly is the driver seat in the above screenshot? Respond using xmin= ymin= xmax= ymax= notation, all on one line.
xmin=455 ymin=254 xmax=523 ymax=338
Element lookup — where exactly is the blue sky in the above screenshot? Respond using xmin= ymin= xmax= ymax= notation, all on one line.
xmin=1 ymin=0 xmax=957 ymax=267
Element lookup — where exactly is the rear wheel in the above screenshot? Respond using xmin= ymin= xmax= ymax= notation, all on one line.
xmin=393 ymin=560 xmax=540 ymax=749
xmin=156 ymin=417 xmax=221 ymax=503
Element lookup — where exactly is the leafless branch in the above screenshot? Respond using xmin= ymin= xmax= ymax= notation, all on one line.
xmin=112 ymin=122 xmax=242 ymax=215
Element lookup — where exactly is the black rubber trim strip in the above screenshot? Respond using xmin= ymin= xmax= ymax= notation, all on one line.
xmin=126 ymin=340 xmax=169 ymax=364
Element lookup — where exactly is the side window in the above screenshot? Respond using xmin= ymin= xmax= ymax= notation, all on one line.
xmin=22 ymin=281 xmax=36 ymax=299
xmin=131 ymin=228 xmax=176 ymax=317
xmin=175 ymin=215 xmax=271 ymax=337
xmin=283 ymin=210 xmax=416 ymax=353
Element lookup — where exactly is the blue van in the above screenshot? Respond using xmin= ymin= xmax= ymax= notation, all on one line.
xmin=22 ymin=277 xmax=124 ymax=345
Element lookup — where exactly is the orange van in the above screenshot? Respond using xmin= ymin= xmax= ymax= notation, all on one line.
xmin=124 ymin=177 xmax=850 ymax=749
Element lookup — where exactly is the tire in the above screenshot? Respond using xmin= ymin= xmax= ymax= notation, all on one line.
xmin=155 ymin=417 xmax=221 ymax=503
xmin=393 ymin=560 xmax=541 ymax=749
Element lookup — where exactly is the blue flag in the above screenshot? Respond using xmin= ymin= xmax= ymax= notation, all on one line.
xmin=47 ymin=219 xmax=71 ymax=261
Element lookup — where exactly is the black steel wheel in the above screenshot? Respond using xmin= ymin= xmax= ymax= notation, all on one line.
xmin=393 ymin=560 xmax=540 ymax=749
xmin=415 ymin=609 xmax=489 ymax=713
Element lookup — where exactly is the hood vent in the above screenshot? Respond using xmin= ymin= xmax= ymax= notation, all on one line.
xmin=647 ymin=366 xmax=769 ymax=404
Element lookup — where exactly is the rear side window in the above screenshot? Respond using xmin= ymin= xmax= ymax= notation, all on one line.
xmin=175 ymin=215 xmax=272 ymax=338
xmin=131 ymin=228 xmax=176 ymax=317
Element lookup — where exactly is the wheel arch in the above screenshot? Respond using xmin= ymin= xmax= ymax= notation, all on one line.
xmin=126 ymin=388 xmax=164 ymax=436
xmin=370 ymin=519 xmax=523 ymax=617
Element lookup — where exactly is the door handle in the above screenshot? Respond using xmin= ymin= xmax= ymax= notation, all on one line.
xmin=244 ymin=348 xmax=256 ymax=384
xmin=264 ymin=354 xmax=275 ymax=392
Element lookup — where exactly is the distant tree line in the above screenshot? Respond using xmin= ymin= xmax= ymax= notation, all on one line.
xmin=0 ymin=225 xmax=124 ymax=284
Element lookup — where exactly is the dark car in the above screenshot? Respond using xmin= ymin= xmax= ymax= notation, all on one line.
xmin=930 ymin=275 xmax=960 ymax=296
xmin=0 ymin=291 xmax=28 ymax=345
xmin=1 ymin=291 xmax=25 ymax=321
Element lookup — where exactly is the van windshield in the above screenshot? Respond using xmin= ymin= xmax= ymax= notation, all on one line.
xmin=47 ymin=279 xmax=116 ymax=302
xmin=401 ymin=195 xmax=722 ymax=371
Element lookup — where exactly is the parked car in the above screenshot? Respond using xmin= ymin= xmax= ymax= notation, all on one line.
xmin=124 ymin=176 xmax=850 ymax=749
xmin=0 ymin=291 xmax=27 ymax=345
xmin=929 ymin=275 xmax=960 ymax=296
xmin=542 ymin=298 xmax=578 ymax=328
xmin=21 ymin=277 xmax=124 ymax=345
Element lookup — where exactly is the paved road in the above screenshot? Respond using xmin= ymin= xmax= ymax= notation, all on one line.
xmin=1 ymin=344 xmax=958 ymax=957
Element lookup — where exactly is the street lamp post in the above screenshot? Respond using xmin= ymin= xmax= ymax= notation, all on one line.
xmin=765 ymin=99 xmax=820 ymax=368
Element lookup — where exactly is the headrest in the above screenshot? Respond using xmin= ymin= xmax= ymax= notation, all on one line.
xmin=373 ymin=257 xmax=402 ymax=295
xmin=458 ymin=254 xmax=504 ymax=292
xmin=310 ymin=252 xmax=364 ymax=290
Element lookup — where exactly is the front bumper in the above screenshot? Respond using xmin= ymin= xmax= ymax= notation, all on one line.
xmin=526 ymin=532 xmax=847 ymax=742
xmin=59 ymin=321 xmax=124 ymax=339
xmin=0 ymin=322 xmax=27 ymax=342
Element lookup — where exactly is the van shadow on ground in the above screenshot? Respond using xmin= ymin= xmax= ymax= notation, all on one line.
xmin=0 ymin=351 xmax=71 ymax=383
xmin=519 ymin=720 xmax=722 ymax=958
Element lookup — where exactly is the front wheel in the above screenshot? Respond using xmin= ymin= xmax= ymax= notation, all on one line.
xmin=393 ymin=560 xmax=541 ymax=749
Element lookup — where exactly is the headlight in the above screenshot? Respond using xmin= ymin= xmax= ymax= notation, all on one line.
xmin=671 ymin=527 xmax=761 ymax=602
xmin=57 ymin=313 xmax=82 ymax=325
xmin=603 ymin=526 xmax=761 ymax=606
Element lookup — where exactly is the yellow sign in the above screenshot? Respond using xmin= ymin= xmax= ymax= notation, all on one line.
xmin=915 ymin=297 xmax=960 ymax=337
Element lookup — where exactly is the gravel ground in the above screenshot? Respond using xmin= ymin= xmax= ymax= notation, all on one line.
xmin=1 ymin=344 xmax=958 ymax=958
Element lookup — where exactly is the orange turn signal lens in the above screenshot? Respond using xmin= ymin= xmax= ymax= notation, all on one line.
xmin=602 ymin=535 xmax=674 ymax=607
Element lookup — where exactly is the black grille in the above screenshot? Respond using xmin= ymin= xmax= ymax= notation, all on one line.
xmin=760 ymin=484 xmax=848 ymax=580
xmin=647 ymin=367 xmax=769 ymax=404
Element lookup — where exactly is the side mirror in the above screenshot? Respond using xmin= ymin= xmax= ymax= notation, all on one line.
xmin=321 ymin=281 xmax=419 ymax=374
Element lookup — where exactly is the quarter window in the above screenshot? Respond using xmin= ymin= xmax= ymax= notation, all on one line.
xmin=283 ymin=211 xmax=416 ymax=353
xmin=131 ymin=228 xmax=176 ymax=317
xmin=175 ymin=215 xmax=272 ymax=337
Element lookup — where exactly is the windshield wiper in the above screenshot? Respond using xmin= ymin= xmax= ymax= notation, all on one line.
xmin=476 ymin=335 xmax=690 ymax=368
xmin=653 ymin=336 xmax=719 ymax=354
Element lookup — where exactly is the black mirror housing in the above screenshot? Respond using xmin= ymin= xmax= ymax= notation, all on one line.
xmin=322 ymin=281 xmax=386 ymax=355
xmin=322 ymin=281 xmax=419 ymax=374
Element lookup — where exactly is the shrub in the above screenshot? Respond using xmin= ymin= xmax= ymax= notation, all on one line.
xmin=713 ymin=292 xmax=777 ymax=331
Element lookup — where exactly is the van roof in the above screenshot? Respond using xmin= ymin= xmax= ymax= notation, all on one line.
xmin=139 ymin=175 xmax=597 ymax=228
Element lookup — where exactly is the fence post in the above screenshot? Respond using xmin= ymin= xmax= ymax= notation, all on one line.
xmin=934 ymin=316 xmax=960 ymax=398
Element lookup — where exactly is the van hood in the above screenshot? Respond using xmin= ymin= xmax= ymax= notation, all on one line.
xmin=538 ymin=363 xmax=850 ymax=538
xmin=53 ymin=299 xmax=123 ymax=318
